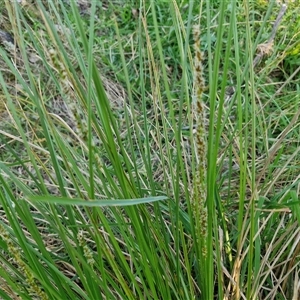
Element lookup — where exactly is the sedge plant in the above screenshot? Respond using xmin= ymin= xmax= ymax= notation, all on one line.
xmin=0 ymin=0 xmax=299 ymax=299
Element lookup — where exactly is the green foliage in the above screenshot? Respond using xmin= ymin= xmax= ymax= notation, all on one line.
xmin=0 ymin=0 xmax=299 ymax=299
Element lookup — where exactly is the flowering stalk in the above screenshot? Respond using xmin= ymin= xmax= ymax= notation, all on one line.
xmin=77 ymin=230 xmax=95 ymax=268
xmin=0 ymin=224 xmax=48 ymax=299
xmin=48 ymin=49 xmax=88 ymax=142
xmin=192 ymin=25 xmax=207 ymax=257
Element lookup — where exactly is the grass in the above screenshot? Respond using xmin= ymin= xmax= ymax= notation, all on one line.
xmin=0 ymin=0 xmax=299 ymax=299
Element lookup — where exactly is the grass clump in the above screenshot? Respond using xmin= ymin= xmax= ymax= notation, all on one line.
xmin=0 ymin=0 xmax=299 ymax=299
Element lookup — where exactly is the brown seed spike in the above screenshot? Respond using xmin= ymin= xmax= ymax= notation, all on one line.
xmin=192 ymin=24 xmax=207 ymax=256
